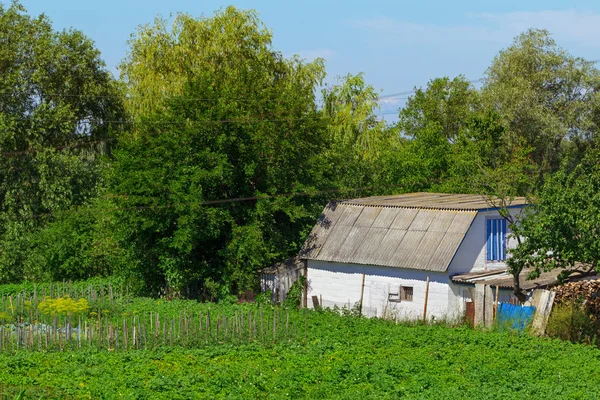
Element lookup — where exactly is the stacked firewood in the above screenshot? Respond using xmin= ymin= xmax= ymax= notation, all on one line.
xmin=553 ymin=280 xmax=600 ymax=317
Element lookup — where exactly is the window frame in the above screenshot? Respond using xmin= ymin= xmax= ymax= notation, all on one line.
xmin=400 ymin=286 xmax=413 ymax=302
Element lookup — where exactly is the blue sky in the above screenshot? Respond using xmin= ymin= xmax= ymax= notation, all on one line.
xmin=19 ymin=0 xmax=600 ymax=119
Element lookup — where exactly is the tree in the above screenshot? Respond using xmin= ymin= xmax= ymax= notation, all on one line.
xmin=320 ymin=73 xmax=395 ymax=194
xmin=399 ymin=76 xmax=480 ymax=143
xmin=509 ymin=149 xmax=600 ymax=282
xmin=112 ymin=7 xmax=328 ymax=297
xmin=483 ymin=29 xmax=600 ymax=180
xmin=0 ymin=2 xmax=124 ymax=282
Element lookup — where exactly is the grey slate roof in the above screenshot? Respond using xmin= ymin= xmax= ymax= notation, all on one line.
xmin=301 ymin=193 xmax=527 ymax=272
xmin=345 ymin=192 xmax=528 ymax=210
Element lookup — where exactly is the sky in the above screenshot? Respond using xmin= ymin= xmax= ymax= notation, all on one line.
xmin=18 ymin=0 xmax=600 ymax=120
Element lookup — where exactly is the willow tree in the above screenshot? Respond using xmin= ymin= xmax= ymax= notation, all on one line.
xmin=113 ymin=7 xmax=328 ymax=297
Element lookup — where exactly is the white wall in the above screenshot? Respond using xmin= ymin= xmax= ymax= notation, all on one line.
xmin=307 ymin=260 xmax=457 ymax=321
xmin=447 ymin=207 xmax=525 ymax=275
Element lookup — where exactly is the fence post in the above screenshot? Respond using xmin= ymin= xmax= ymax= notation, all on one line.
xmin=422 ymin=276 xmax=430 ymax=324
xmin=359 ymin=274 xmax=366 ymax=316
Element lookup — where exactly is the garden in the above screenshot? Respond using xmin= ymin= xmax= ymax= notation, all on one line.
xmin=0 ymin=281 xmax=599 ymax=399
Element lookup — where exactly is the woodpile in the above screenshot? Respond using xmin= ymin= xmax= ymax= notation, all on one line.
xmin=552 ymin=280 xmax=600 ymax=318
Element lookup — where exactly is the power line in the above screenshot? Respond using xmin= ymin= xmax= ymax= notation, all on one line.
xmin=20 ymin=183 xmax=409 ymax=221
xmin=378 ymin=59 xmax=600 ymax=100
xmin=379 ymin=78 xmax=484 ymax=100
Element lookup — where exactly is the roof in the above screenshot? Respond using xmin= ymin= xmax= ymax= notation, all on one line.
xmin=260 ymin=257 xmax=304 ymax=275
xmin=302 ymin=204 xmax=479 ymax=273
xmin=451 ymin=268 xmax=594 ymax=290
xmin=345 ymin=192 xmax=528 ymax=211
xmin=300 ymin=193 xmax=527 ymax=272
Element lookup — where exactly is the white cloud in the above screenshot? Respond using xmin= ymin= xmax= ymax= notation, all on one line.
xmin=349 ymin=16 xmax=505 ymax=45
xmin=351 ymin=10 xmax=600 ymax=49
xmin=377 ymin=97 xmax=406 ymax=107
xmin=473 ymin=10 xmax=600 ymax=47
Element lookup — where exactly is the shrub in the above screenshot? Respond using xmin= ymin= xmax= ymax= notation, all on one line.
xmin=546 ymin=302 xmax=596 ymax=344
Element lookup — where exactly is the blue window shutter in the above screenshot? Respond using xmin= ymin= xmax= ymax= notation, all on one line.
xmin=487 ymin=218 xmax=507 ymax=261
xmin=486 ymin=219 xmax=493 ymax=261
xmin=494 ymin=219 xmax=499 ymax=260
xmin=500 ymin=219 xmax=506 ymax=260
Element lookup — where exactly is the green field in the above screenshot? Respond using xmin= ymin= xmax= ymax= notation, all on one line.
xmin=0 ymin=284 xmax=599 ymax=399
xmin=1 ymin=320 xmax=600 ymax=399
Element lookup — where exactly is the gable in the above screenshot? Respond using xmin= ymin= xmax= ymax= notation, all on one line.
xmin=301 ymin=202 xmax=477 ymax=272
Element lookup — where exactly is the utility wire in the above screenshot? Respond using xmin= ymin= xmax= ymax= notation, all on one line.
xmin=18 ymin=183 xmax=407 ymax=221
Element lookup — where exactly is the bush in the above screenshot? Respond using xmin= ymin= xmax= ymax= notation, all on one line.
xmin=546 ymin=302 xmax=596 ymax=344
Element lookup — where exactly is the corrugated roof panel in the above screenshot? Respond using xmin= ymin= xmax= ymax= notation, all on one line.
xmin=389 ymin=230 xmax=426 ymax=267
xmin=333 ymin=226 xmax=371 ymax=261
xmin=374 ymin=229 xmax=407 ymax=266
xmin=428 ymin=233 xmax=465 ymax=270
xmin=372 ymin=207 xmax=400 ymax=229
xmin=446 ymin=212 xmax=476 ymax=234
xmin=353 ymin=227 xmax=389 ymax=264
xmin=315 ymin=225 xmax=353 ymax=261
xmin=345 ymin=192 xmax=527 ymax=210
xmin=301 ymin=203 xmax=345 ymax=259
xmin=389 ymin=208 xmax=419 ymax=230
xmin=427 ymin=211 xmax=457 ymax=232
xmin=403 ymin=231 xmax=445 ymax=270
xmin=354 ymin=206 xmax=382 ymax=228
xmin=336 ymin=205 xmax=364 ymax=226
xmin=407 ymin=210 xmax=436 ymax=231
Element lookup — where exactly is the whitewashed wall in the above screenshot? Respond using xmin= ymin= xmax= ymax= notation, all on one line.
xmin=307 ymin=260 xmax=458 ymax=321
xmin=447 ymin=207 xmax=525 ymax=275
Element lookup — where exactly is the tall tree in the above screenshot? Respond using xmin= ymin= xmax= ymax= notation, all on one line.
xmin=320 ymin=73 xmax=394 ymax=194
xmin=113 ymin=7 xmax=328 ymax=297
xmin=391 ymin=77 xmax=480 ymax=192
xmin=483 ymin=29 xmax=600 ymax=179
xmin=0 ymin=2 xmax=124 ymax=282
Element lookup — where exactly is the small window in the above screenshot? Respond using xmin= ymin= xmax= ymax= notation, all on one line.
xmin=487 ymin=218 xmax=507 ymax=261
xmin=400 ymin=286 xmax=413 ymax=301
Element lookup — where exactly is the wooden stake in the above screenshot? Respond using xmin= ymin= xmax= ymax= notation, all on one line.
xmin=494 ymin=285 xmax=500 ymax=321
xmin=359 ymin=273 xmax=366 ymax=316
xmin=422 ymin=276 xmax=430 ymax=324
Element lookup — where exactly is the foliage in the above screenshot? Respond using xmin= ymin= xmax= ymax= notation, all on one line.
xmin=510 ymin=149 xmax=600 ymax=277
xmin=546 ymin=302 xmax=597 ymax=345
xmin=483 ymin=29 xmax=600 ymax=179
xmin=0 ymin=2 xmax=124 ymax=283
xmin=37 ymin=296 xmax=89 ymax=317
xmin=283 ymin=275 xmax=305 ymax=309
xmin=0 ymin=305 xmax=600 ymax=398
xmin=112 ymin=7 xmax=330 ymax=297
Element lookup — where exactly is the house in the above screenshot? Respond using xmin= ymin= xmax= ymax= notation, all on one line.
xmin=299 ymin=192 xmax=528 ymax=320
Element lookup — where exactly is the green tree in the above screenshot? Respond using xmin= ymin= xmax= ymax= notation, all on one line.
xmin=510 ymin=149 xmax=600 ymax=281
xmin=483 ymin=29 xmax=600 ymax=179
xmin=391 ymin=77 xmax=480 ymax=192
xmin=321 ymin=73 xmax=395 ymax=194
xmin=0 ymin=2 xmax=124 ymax=282
xmin=112 ymin=7 xmax=328 ymax=297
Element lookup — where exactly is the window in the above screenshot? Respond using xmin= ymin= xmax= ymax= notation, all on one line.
xmin=400 ymin=286 xmax=413 ymax=301
xmin=388 ymin=285 xmax=413 ymax=302
xmin=486 ymin=218 xmax=507 ymax=261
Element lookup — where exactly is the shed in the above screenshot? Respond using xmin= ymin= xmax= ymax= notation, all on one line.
xmin=259 ymin=257 xmax=305 ymax=304
xmin=300 ymin=192 xmax=528 ymax=320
